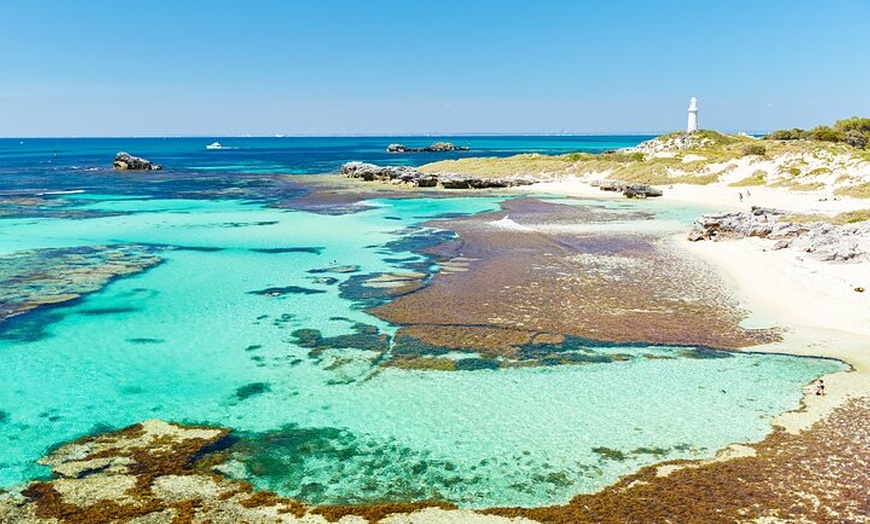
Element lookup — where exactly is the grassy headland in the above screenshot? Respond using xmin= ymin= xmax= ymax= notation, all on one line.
xmin=419 ymin=128 xmax=870 ymax=204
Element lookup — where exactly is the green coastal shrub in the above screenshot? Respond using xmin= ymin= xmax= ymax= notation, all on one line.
xmin=740 ymin=144 xmax=767 ymax=156
xmin=766 ymin=117 xmax=870 ymax=149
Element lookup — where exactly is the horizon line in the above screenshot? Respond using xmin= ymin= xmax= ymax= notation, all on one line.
xmin=1 ymin=129 xmax=770 ymax=139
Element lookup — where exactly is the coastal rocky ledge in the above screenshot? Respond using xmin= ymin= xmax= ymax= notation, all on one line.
xmin=386 ymin=142 xmax=469 ymax=153
xmin=590 ymin=179 xmax=663 ymax=198
xmin=341 ymin=161 xmax=537 ymax=189
xmin=113 ymin=152 xmax=162 ymax=171
xmin=688 ymin=206 xmax=870 ymax=262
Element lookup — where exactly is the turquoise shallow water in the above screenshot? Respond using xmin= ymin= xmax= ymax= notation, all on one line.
xmin=0 ymin=192 xmax=845 ymax=508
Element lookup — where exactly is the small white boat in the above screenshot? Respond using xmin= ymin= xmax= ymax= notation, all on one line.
xmin=206 ymin=141 xmax=223 ymax=150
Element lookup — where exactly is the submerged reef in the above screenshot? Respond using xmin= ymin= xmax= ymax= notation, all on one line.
xmin=0 ymin=245 xmax=164 ymax=330
xmin=371 ymin=197 xmax=780 ymax=351
xmin=287 ymin=320 xmax=727 ymax=373
xmin=3 ymin=397 xmax=867 ymax=523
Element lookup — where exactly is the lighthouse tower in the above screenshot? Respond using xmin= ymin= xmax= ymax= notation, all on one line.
xmin=687 ymin=97 xmax=699 ymax=133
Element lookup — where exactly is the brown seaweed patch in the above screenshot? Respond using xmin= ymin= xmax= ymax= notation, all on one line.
xmin=487 ymin=397 xmax=870 ymax=523
xmin=388 ymin=326 xmax=640 ymax=369
xmin=313 ymin=501 xmax=458 ymax=522
xmin=388 ymin=357 xmax=458 ymax=371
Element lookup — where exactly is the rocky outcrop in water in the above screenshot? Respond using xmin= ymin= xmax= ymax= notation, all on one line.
xmin=592 ymin=179 xmax=663 ymax=198
xmin=113 ymin=152 xmax=161 ymax=171
xmin=387 ymin=142 xmax=470 ymax=153
xmin=0 ymin=419 xmax=456 ymax=523
xmin=341 ymin=161 xmax=536 ymax=189
xmin=688 ymin=206 xmax=870 ymax=262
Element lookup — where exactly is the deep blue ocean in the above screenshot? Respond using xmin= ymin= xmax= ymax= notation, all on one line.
xmin=0 ymin=135 xmax=652 ymax=182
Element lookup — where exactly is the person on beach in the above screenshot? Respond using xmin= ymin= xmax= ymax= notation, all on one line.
xmin=739 ymin=192 xmax=743 ymax=202
xmin=815 ymin=379 xmax=826 ymax=396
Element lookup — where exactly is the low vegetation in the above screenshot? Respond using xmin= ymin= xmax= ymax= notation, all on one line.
xmin=417 ymin=127 xmax=869 ymax=197
xmin=765 ymin=116 xmax=870 ymax=149
xmin=729 ymin=169 xmax=767 ymax=187
xmin=834 ymin=182 xmax=870 ymax=199
xmin=783 ymin=209 xmax=870 ymax=225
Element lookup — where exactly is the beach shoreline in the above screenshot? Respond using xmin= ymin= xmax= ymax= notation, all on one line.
xmin=514 ymin=177 xmax=869 ymax=434
xmin=2 ymin=173 xmax=867 ymax=522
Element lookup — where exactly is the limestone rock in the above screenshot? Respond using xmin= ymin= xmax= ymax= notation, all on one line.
xmin=688 ymin=207 xmax=870 ymax=262
xmin=387 ymin=142 xmax=470 ymax=153
xmin=596 ymin=180 xmax=663 ymax=198
xmin=340 ymin=162 xmax=536 ymax=189
xmin=113 ymin=152 xmax=162 ymax=171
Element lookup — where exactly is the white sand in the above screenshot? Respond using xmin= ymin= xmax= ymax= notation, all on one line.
xmin=525 ymin=178 xmax=867 ymax=216
xmin=513 ymin=177 xmax=870 ymax=432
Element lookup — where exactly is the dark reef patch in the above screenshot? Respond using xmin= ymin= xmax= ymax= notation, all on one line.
xmin=680 ymin=347 xmax=734 ymax=359
xmin=0 ymin=309 xmax=64 ymax=343
xmin=308 ymin=276 xmax=339 ymax=285
xmin=386 ymin=328 xmax=646 ymax=370
xmin=379 ymin=227 xmax=457 ymax=256
xmin=338 ymin=272 xmax=428 ymax=310
xmin=126 ymin=337 xmax=165 ymax=344
xmin=235 ymin=382 xmax=272 ymax=401
xmin=307 ymin=265 xmax=360 ymax=275
xmin=290 ymin=323 xmax=390 ymax=358
xmin=0 ymin=244 xmax=164 ymax=330
xmin=176 ymin=246 xmax=224 ymax=252
xmin=453 ymin=358 xmax=501 ymax=371
xmin=251 ymin=247 xmax=325 ymax=255
xmin=229 ymin=423 xmax=589 ymax=507
xmin=249 ymin=285 xmax=327 ymax=297
xmin=77 ymin=306 xmax=140 ymax=316
xmin=219 ymin=220 xmax=280 ymax=228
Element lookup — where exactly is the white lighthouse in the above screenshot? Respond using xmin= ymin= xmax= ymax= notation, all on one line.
xmin=687 ymin=97 xmax=699 ymax=133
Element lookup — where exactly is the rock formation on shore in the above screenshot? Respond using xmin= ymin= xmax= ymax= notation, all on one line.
xmin=387 ymin=142 xmax=470 ymax=153
xmin=688 ymin=206 xmax=870 ymax=262
xmin=113 ymin=152 xmax=161 ymax=171
xmin=341 ymin=161 xmax=536 ymax=189
xmin=591 ymin=179 xmax=663 ymax=198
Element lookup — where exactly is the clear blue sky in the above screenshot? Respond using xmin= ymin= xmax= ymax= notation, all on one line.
xmin=2 ymin=0 xmax=868 ymax=136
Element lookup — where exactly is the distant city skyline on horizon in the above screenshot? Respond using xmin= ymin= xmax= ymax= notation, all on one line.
xmin=2 ymin=1 xmax=868 ymax=138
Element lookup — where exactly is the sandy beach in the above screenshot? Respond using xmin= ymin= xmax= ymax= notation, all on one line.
xmin=517 ymin=177 xmax=870 ymax=434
